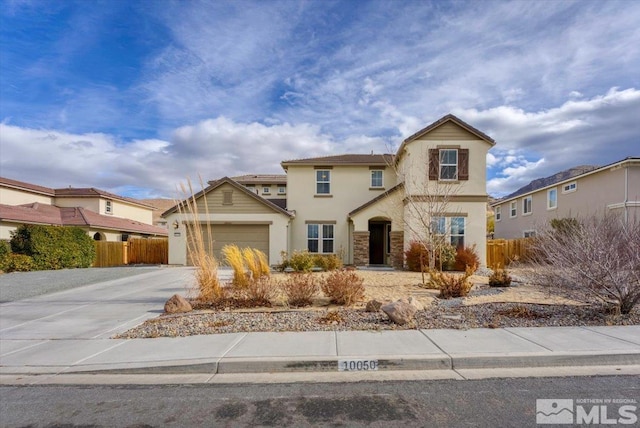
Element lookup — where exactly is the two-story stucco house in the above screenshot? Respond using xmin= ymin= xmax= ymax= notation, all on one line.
xmin=0 ymin=177 xmax=167 ymax=241
xmin=165 ymin=114 xmax=495 ymax=268
xmin=492 ymin=157 xmax=640 ymax=239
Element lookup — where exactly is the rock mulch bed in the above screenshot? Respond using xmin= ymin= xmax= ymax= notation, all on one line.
xmin=114 ymin=300 xmax=640 ymax=339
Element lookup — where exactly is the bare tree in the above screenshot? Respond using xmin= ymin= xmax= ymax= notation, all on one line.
xmin=526 ymin=213 xmax=640 ymax=314
xmin=388 ymin=147 xmax=465 ymax=273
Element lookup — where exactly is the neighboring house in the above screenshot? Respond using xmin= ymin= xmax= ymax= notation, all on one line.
xmin=165 ymin=114 xmax=494 ymax=268
xmin=139 ymin=198 xmax=177 ymax=228
xmin=0 ymin=177 xmax=167 ymax=241
xmin=230 ymin=174 xmax=288 ymax=210
xmin=163 ymin=177 xmax=292 ymax=264
xmin=491 ymin=157 xmax=640 ymax=239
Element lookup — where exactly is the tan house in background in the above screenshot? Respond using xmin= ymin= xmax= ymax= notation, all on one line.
xmin=491 ymin=157 xmax=640 ymax=239
xmin=0 ymin=177 xmax=167 ymax=241
xmin=165 ymin=114 xmax=495 ymax=268
xmin=231 ymin=174 xmax=287 ymax=209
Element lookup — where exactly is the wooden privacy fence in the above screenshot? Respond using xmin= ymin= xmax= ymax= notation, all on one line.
xmin=486 ymin=238 xmax=533 ymax=269
xmin=93 ymin=238 xmax=168 ymax=267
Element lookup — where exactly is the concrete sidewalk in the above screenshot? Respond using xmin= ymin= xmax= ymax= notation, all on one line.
xmin=1 ymin=267 xmax=639 ymax=382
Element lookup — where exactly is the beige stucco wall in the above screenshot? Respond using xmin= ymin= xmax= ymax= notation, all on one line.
xmin=0 ymin=188 xmax=53 ymax=206
xmin=285 ymin=164 xmax=397 ymax=263
xmin=54 ymin=197 xmax=152 ymax=224
xmin=493 ymin=165 xmax=637 ymax=239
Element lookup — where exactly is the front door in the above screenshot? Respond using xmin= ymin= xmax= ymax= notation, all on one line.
xmin=369 ymin=222 xmax=385 ymax=264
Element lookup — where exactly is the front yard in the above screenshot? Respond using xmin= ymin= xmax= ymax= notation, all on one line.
xmin=114 ymin=269 xmax=640 ymax=338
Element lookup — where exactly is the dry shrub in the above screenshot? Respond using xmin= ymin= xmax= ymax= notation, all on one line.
xmin=430 ymin=266 xmax=474 ymax=299
xmin=494 ymin=305 xmax=542 ymax=319
xmin=454 ymin=245 xmax=479 ymax=272
xmin=177 ymin=178 xmax=223 ymax=302
xmin=255 ymin=249 xmax=271 ymax=277
xmin=313 ymin=254 xmax=343 ymax=271
xmin=321 ymin=270 xmax=365 ymax=306
xmin=222 ymin=244 xmax=248 ymax=287
xmin=244 ymin=275 xmax=277 ymax=305
xmin=242 ymin=247 xmax=260 ymax=280
xmin=489 ymin=267 xmax=512 ymax=287
xmin=280 ymin=273 xmax=320 ymax=307
xmin=318 ymin=310 xmax=343 ymax=324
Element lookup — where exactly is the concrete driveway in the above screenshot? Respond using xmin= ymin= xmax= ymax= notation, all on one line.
xmin=0 ymin=267 xmax=196 ymax=341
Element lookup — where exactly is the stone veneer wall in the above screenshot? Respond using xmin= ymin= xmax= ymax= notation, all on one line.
xmin=390 ymin=230 xmax=404 ymax=269
xmin=353 ymin=231 xmax=370 ymax=266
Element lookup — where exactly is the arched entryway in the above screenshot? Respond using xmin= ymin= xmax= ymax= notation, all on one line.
xmin=368 ymin=217 xmax=391 ymax=265
xmin=93 ymin=232 xmax=105 ymax=241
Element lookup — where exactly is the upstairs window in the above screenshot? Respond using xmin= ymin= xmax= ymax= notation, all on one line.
xmin=495 ymin=206 xmax=502 ymax=221
xmin=316 ymin=170 xmax=331 ymax=194
xmin=370 ymin=170 xmax=383 ymax=188
xmin=429 ymin=148 xmax=469 ymax=181
xmin=278 ymin=186 xmax=286 ymax=195
xmin=562 ymin=182 xmax=577 ymax=193
xmin=523 ymin=196 xmax=532 ymax=215
xmin=510 ymin=201 xmax=517 ymax=218
xmin=105 ymin=200 xmax=113 ymax=214
xmin=262 ymin=186 xmax=271 ymax=194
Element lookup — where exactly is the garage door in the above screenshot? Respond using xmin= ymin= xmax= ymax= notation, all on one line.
xmin=188 ymin=224 xmax=270 ymax=265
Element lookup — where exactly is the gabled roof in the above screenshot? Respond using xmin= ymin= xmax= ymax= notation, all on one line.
xmin=54 ymin=187 xmax=154 ymax=209
xmin=491 ymin=157 xmax=640 ymax=206
xmin=0 ymin=177 xmax=55 ymax=196
xmin=0 ymin=203 xmax=168 ymax=236
xmin=281 ymin=154 xmax=394 ymax=169
xmin=348 ymin=183 xmax=404 ymax=217
xmin=162 ymin=177 xmax=293 ymax=217
xmin=230 ymin=174 xmax=287 ymax=185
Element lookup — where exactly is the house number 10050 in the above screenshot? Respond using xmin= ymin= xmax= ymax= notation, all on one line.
xmin=338 ymin=359 xmax=379 ymax=371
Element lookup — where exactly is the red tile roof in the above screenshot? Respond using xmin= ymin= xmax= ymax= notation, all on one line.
xmin=54 ymin=187 xmax=154 ymax=208
xmin=0 ymin=177 xmax=55 ymax=196
xmin=0 ymin=203 xmax=167 ymax=236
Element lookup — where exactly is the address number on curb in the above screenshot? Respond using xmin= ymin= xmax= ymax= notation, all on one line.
xmin=338 ymin=359 xmax=379 ymax=371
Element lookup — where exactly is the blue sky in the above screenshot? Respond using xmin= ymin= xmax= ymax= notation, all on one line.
xmin=1 ymin=0 xmax=639 ymax=198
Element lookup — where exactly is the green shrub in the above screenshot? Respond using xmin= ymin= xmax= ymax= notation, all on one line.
xmin=0 ymin=240 xmax=11 ymax=270
xmin=321 ymin=270 xmax=365 ymax=306
xmin=2 ymin=253 xmax=35 ymax=272
xmin=313 ymin=254 xmax=343 ymax=271
xmin=9 ymin=225 xmax=96 ymax=270
xmin=286 ymin=250 xmax=315 ymax=272
xmin=454 ymin=245 xmax=479 ymax=272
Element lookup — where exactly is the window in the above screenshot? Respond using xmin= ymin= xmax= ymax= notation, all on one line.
xmin=262 ymin=186 xmax=271 ymax=194
xmin=316 ymin=170 xmax=331 ymax=194
xmin=523 ymin=196 xmax=532 ymax=215
xmin=450 ymin=217 xmax=465 ymax=248
xmin=495 ymin=206 xmax=502 ymax=222
xmin=510 ymin=201 xmax=517 ymax=218
xmin=278 ymin=186 xmax=286 ymax=195
xmin=370 ymin=170 xmax=383 ymax=188
xmin=246 ymin=185 xmax=257 ymax=194
xmin=548 ymin=188 xmax=558 ymax=210
xmin=524 ymin=230 xmax=537 ymax=238
xmin=105 ymin=200 xmax=112 ymax=214
xmin=562 ymin=182 xmax=577 ymax=193
xmin=439 ymin=149 xmax=458 ymax=180
xmin=307 ymin=224 xmax=334 ymax=253
xmin=432 ymin=217 xmax=465 ymax=248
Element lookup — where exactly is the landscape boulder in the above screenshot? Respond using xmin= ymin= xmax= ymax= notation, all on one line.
xmin=365 ymin=299 xmax=384 ymax=312
xmin=164 ymin=294 xmax=192 ymax=314
xmin=381 ymin=300 xmax=417 ymax=325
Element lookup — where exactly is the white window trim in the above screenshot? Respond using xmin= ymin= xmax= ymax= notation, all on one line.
xmin=510 ymin=201 xmax=517 ymax=218
xmin=432 ymin=216 xmax=465 ymax=247
xmin=316 ymin=170 xmax=331 ymax=195
xmin=547 ymin=188 xmax=558 ymax=210
xmin=562 ymin=181 xmax=577 ymax=194
xmin=307 ymin=223 xmax=334 ymax=254
xmin=495 ymin=206 xmax=502 ymax=222
xmin=370 ymin=170 xmax=384 ymax=188
xmin=523 ymin=196 xmax=532 ymax=216
xmin=105 ymin=200 xmax=113 ymax=215
xmin=277 ymin=186 xmax=286 ymax=195
xmin=262 ymin=186 xmax=271 ymax=194
xmin=439 ymin=149 xmax=458 ymax=181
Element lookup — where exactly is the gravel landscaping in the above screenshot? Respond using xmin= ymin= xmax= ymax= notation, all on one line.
xmin=115 ymin=269 xmax=640 ymax=339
